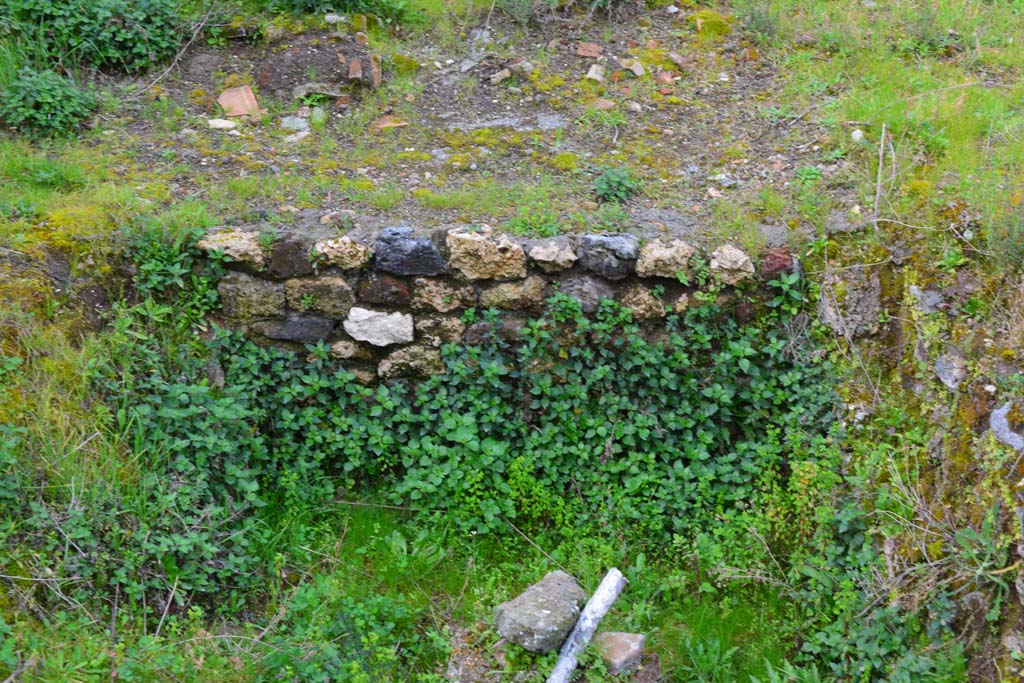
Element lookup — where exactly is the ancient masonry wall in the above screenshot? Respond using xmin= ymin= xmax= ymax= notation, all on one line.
xmin=197 ymin=225 xmax=795 ymax=383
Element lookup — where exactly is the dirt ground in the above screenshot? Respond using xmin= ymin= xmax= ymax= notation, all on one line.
xmin=105 ymin=6 xmax=833 ymax=248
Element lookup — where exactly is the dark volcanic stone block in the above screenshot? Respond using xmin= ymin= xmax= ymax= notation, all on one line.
xmin=267 ymin=238 xmax=314 ymax=280
xmin=252 ymin=315 xmax=335 ymax=343
xmin=578 ymin=234 xmax=638 ymax=280
xmin=558 ymin=274 xmax=615 ymax=313
xmin=358 ymin=274 xmax=411 ymax=305
xmin=374 ymin=227 xmax=446 ymax=276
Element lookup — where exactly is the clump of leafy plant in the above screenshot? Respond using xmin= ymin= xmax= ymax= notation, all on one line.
xmin=0 ymin=67 xmax=96 ymax=136
xmin=5 ymin=0 xmax=181 ymax=73
xmin=506 ymin=201 xmax=561 ymax=237
xmin=594 ymin=165 xmax=640 ymax=203
xmin=262 ymin=583 xmax=446 ymax=682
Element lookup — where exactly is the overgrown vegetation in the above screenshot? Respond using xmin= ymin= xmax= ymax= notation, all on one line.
xmin=2 ymin=0 xmax=1024 ymax=679
xmin=0 ymin=67 xmax=96 ymax=136
xmin=2 ymin=0 xmax=182 ymax=73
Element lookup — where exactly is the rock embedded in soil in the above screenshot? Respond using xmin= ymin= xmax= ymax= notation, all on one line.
xmin=529 ymin=237 xmax=578 ymax=273
xmin=252 ymin=315 xmax=336 ymax=343
xmin=280 ymin=116 xmax=310 ymax=132
xmin=197 ymin=230 xmax=264 ymax=268
xmin=594 ymin=632 xmax=645 ymax=676
xmin=618 ymin=58 xmax=645 ymax=77
xmin=358 ymin=274 xmax=411 ymax=306
xmin=495 ymin=571 xmax=587 ymax=653
xmin=709 ymin=245 xmax=754 ymax=285
xmin=292 ymin=82 xmax=344 ymax=100
xmin=374 ymin=227 xmax=447 ymax=276
xmin=758 ymin=247 xmax=795 ymax=281
xmin=218 ymin=271 xmax=284 ymax=319
xmin=267 ymin=238 xmax=315 ymax=280
xmin=207 ymin=118 xmax=237 ymax=130
xmin=217 ymin=86 xmax=263 ymax=118
xmin=509 ymin=60 xmax=534 ymax=77
xmin=991 ymin=402 xmax=1024 ymax=452
xmin=909 ymin=285 xmax=944 ymax=315
xmin=636 ymin=239 xmax=695 ymax=279
xmin=480 ymin=276 xmax=546 ymax=310
xmin=343 ymin=307 xmax=414 ymax=346
xmin=313 ymin=237 xmax=373 ymax=270
xmin=560 ymin=274 xmax=615 ymax=313
xmin=618 ymin=284 xmax=665 ymax=319
xmin=415 ymin=316 xmax=466 ymax=347
xmin=446 ymin=227 xmax=527 ymax=281
xmin=579 ymin=234 xmax=638 ymax=281
xmin=378 ymin=345 xmax=443 ymax=379
xmin=817 ymin=265 xmax=882 ymax=339
xmin=632 ymin=653 xmax=663 ymax=682
xmin=935 ymin=351 xmax=967 ymax=391
xmin=412 ymin=278 xmax=476 ymax=312
xmin=284 ymin=277 xmax=355 ymax=317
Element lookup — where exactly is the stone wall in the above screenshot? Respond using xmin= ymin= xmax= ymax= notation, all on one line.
xmin=197 ymin=224 xmax=794 ymax=382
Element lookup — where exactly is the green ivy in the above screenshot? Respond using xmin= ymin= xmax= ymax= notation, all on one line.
xmin=5 ymin=0 xmax=181 ymax=73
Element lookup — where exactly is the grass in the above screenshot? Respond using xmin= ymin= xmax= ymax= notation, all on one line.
xmin=413 ymin=176 xmax=570 ymax=220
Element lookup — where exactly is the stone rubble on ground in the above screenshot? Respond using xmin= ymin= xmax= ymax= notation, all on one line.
xmin=217 ymin=85 xmax=264 ymax=118
xmin=494 ymin=571 xmax=587 ymax=653
xmin=207 ymin=118 xmax=237 ymax=130
xmin=934 ymin=351 xmax=967 ymax=391
xmin=280 ymin=116 xmax=310 ymax=132
xmin=593 ymin=632 xmax=645 ymax=676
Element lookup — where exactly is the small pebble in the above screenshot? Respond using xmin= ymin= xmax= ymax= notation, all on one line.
xmin=280 ymin=116 xmax=310 ymax=132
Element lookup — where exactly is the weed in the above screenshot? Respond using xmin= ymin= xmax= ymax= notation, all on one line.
xmin=594 ymin=166 xmax=639 ymax=203
xmin=506 ymin=201 xmax=562 ymax=237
